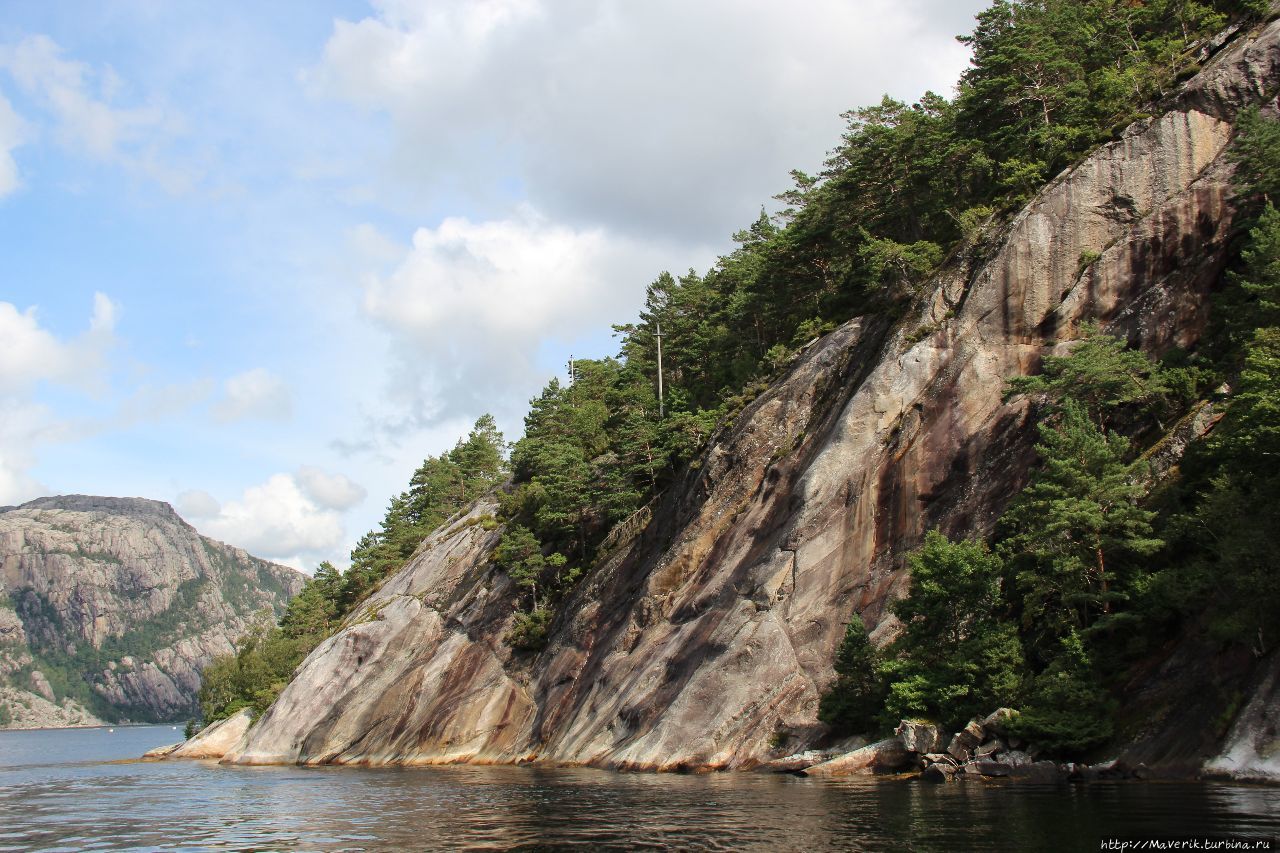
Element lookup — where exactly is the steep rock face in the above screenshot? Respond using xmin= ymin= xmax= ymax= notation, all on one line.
xmin=1203 ymin=653 xmax=1280 ymax=783
xmin=0 ymin=495 xmax=303 ymax=724
xmin=230 ymin=19 xmax=1278 ymax=770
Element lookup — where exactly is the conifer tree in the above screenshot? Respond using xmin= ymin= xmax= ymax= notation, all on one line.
xmin=818 ymin=616 xmax=887 ymax=736
xmin=1002 ymin=400 xmax=1160 ymax=649
xmin=1005 ymin=324 xmax=1169 ymax=427
xmin=877 ymin=532 xmax=1023 ymax=728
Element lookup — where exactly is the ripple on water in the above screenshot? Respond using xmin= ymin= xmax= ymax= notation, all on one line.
xmin=2 ymin=729 xmax=1279 ymax=851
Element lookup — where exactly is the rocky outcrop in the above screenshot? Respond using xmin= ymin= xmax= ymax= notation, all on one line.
xmin=227 ymin=18 xmax=1280 ymax=773
xmin=0 ymin=684 xmax=103 ymax=729
xmin=802 ymin=739 xmax=915 ymax=777
xmin=0 ymin=496 xmax=303 ymax=725
xmin=1203 ymin=653 xmax=1280 ymax=784
xmin=168 ymin=708 xmax=254 ymax=760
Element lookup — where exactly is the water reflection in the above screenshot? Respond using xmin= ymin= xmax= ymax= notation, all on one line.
xmin=1 ymin=727 xmax=1277 ymax=851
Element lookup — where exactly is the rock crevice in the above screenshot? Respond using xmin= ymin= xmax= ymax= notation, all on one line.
xmin=225 ymin=19 xmax=1279 ymax=778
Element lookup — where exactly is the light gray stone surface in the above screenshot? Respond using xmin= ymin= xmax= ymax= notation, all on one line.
xmin=226 ymin=19 xmax=1280 ymax=777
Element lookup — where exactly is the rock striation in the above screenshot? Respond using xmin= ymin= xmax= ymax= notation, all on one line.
xmin=168 ymin=708 xmax=254 ymax=760
xmin=228 ymin=18 xmax=1280 ymax=778
xmin=0 ymin=495 xmax=303 ymax=725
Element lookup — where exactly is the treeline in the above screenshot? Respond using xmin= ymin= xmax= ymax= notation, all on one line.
xmin=196 ymin=0 xmax=1269 ymax=721
xmin=821 ymin=109 xmax=1280 ymax=756
xmin=197 ymin=416 xmax=506 ymax=723
xmin=488 ymin=0 xmax=1266 ymax=648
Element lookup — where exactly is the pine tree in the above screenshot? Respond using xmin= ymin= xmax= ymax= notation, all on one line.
xmin=1005 ymin=323 xmax=1169 ymax=427
xmin=1002 ymin=400 xmax=1161 ymax=651
xmin=1191 ymin=328 xmax=1280 ymax=648
xmin=1008 ymin=631 xmax=1115 ymax=756
xmin=877 ymin=532 xmax=1023 ymax=729
xmin=1224 ymin=204 xmax=1280 ymax=338
xmin=818 ymin=616 xmax=887 ymax=736
xmin=1229 ymin=105 xmax=1280 ymax=207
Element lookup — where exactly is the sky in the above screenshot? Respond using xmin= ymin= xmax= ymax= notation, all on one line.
xmin=0 ymin=0 xmax=989 ymax=572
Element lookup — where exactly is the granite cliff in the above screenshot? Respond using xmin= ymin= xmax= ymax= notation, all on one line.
xmin=225 ymin=16 xmax=1280 ymax=778
xmin=0 ymin=495 xmax=304 ymax=726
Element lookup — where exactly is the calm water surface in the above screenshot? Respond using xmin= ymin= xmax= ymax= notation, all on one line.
xmin=0 ymin=725 xmax=1276 ymax=851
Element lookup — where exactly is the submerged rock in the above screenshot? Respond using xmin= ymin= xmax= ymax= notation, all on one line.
xmin=976 ymin=760 xmax=1012 ymax=778
xmin=1007 ymin=761 xmax=1066 ymax=783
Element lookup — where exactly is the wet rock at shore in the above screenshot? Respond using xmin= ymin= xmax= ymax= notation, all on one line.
xmin=801 ymin=738 xmax=915 ymax=777
xmin=142 ymin=742 xmax=183 ymax=759
xmin=895 ymin=721 xmax=944 ymax=755
xmin=163 ymin=709 xmax=253 ymax=760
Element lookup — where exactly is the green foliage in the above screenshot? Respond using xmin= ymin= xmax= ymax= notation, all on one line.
xmin=1005 ymin=324 xmax=1171 ymax=426
xmin=1002 ymin=400 xmax=1161 ymax=651
xmin=198 ymin=415 xmax=507 ymax=720
xmin=1212 ymin=327 xmax=1280 ymax=483
xmin=494 ymin=525 xmax=565 ymax=609
xmin=198 ymin=610 xmax=311 ymax=723
xmin=957 ymin=0 xmax=1255 ymax=189
xmin=506 ymin=607 xmax=552 ymax=652
xmin=1007 ymin=633 xmax=1115 ymax=755
xmin=818 ymin=616 xmax=887 ymax=736
xmin=1229 ymin=105 xmax=1280 ymax=206
xmin=1155 ymin=328 xmax=1280 ymax=648
xmin=878 ymin=533 xmax=1023 ymax=730
xmin=340 ymin=414 xmax=506 ymax=611
xmin=1222 ymin=203 xmax=1280 ymax=341
xmin=857 ymin=234 xmax=943 ymax=295
xmin=0 ymin=701 xmax=10 ymax=727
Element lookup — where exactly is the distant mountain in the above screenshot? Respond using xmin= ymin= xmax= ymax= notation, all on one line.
xmin=0 ymin=495 xmax=304 ymax=727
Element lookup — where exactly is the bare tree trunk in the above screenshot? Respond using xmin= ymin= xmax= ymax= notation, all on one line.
xmin=1096 ymin=545 xmax=1110 ymax=614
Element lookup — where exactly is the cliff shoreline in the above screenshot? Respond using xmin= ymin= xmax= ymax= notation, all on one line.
xmin=208 ymin=15 xmax=1280 ymax=783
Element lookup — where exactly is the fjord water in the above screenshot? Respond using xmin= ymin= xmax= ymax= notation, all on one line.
xmin=2 ymin=726 xmax=1277 ymax=851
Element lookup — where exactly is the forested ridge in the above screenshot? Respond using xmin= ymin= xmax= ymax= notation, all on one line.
xmin=199 ymin=0 xmax=1279 ymax=759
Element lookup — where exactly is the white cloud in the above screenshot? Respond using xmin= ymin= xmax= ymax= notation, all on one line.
xmin=0 ymin=292 xmax=117 ymax=394
xmin=359 ymin=210 xmax=678 ymax=425
xmin=313 ymin=0 xmax=980 ymax=242
xmin=174 ymin=488 xmax=220 ymax=520
xmin=0 ymin=293 xmax=124 ymax=504
xmin=315 ymin=0 xmax=986 ymax=444
xmin=0 ymin=34 xmax=193 ymax=192
xmin=0 ymin=89 xmax=26 ymax=198
xmin=295 ymin=465 xmax=366 ymax=510
xmin=0 ymin=398 xmax=55 ymax=505
xmin=212 ymin=368 xmax=292 ymax=423
xmin=193 ymin=473 xmax=349 ymax=569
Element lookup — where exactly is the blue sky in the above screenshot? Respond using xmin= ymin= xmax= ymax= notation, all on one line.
xmin=0 ymin=0 xmax=986 ymax=570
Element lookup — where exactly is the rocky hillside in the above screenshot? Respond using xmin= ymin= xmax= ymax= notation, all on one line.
xmin=0 ymin=495 xmax=303 ymax=726
xmin=226 ymin=16 xmax=1279 ymax=777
